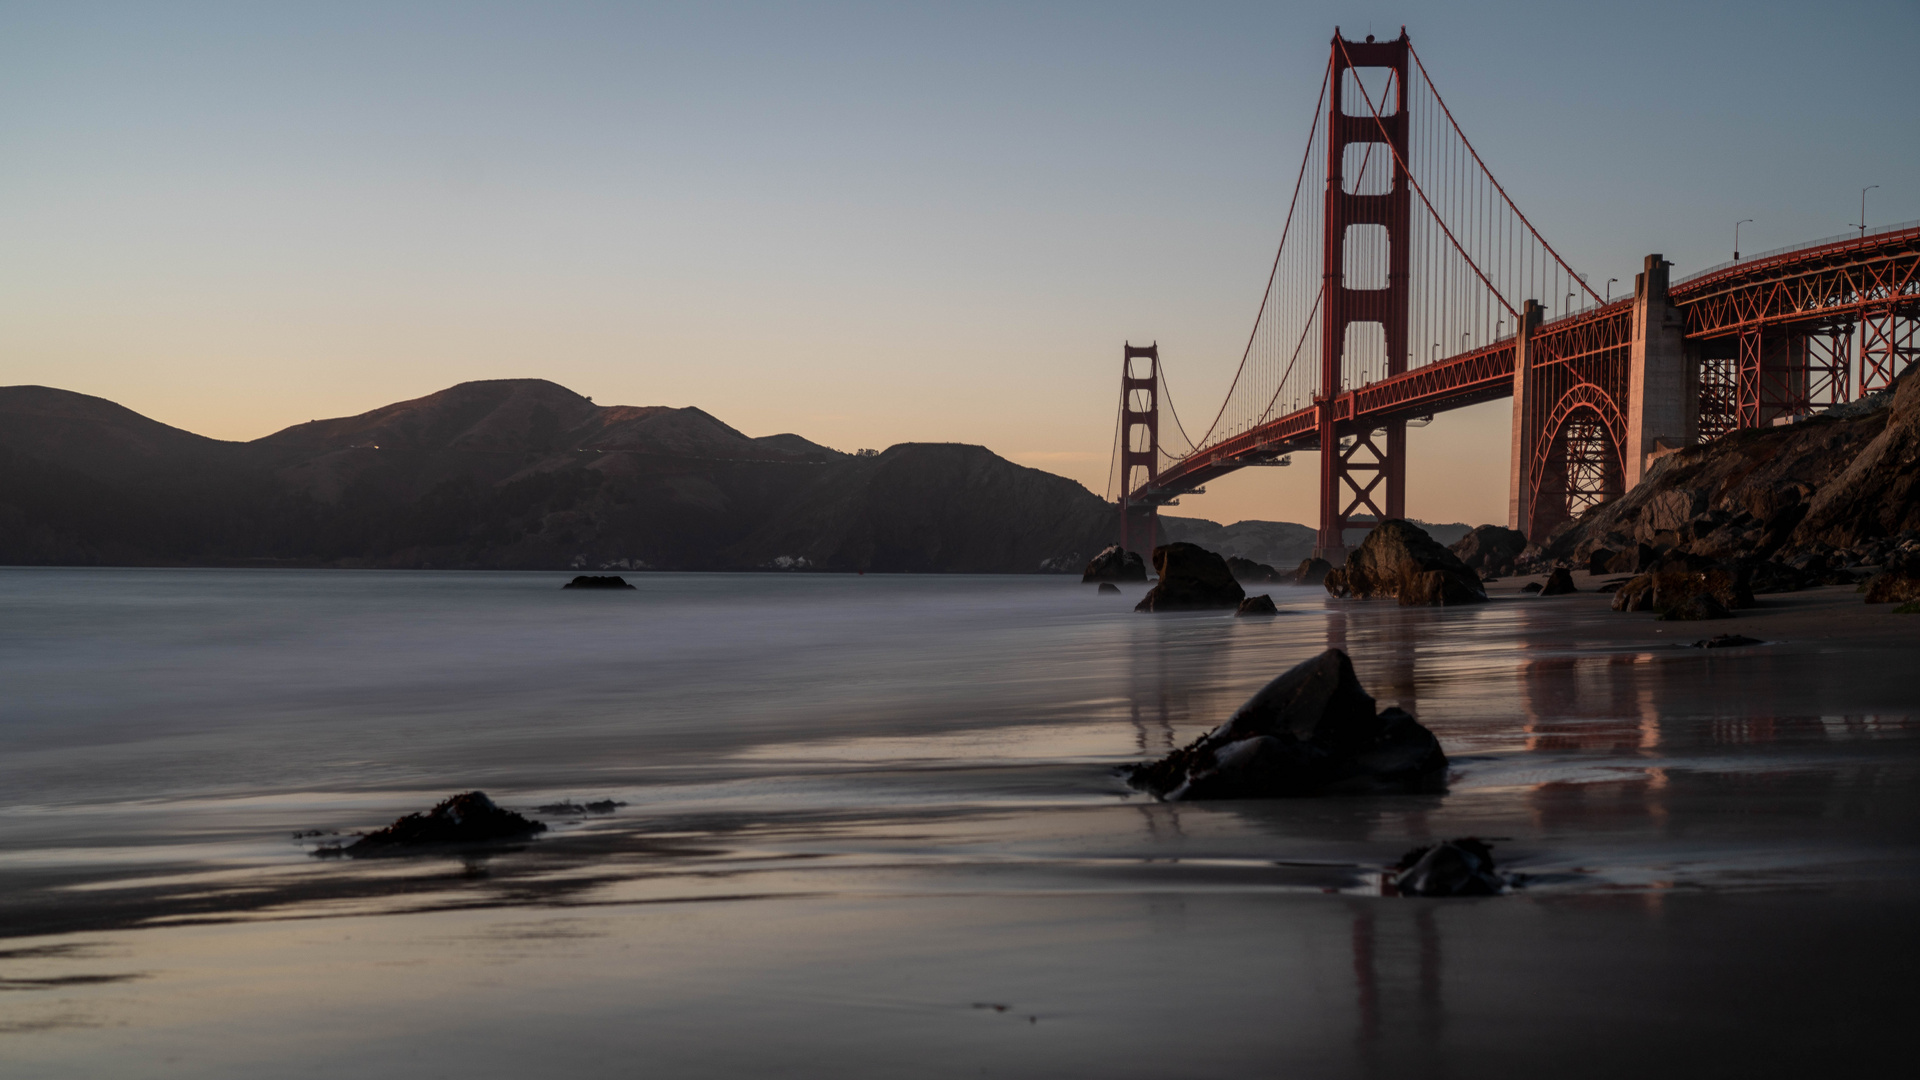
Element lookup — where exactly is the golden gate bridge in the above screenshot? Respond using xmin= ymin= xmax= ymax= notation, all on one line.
xmin=1111 ymin=28 xmax=1920 ymax=561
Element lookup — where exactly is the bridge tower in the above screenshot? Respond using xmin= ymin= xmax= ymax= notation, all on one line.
xmin=1118 ymin=343 xmax=1161 ymax=556
xmin=1315 ymin=31 xmax=1411 ymax=562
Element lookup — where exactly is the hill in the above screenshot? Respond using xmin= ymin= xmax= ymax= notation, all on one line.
xmin=0 ymin=379 xmax=1122 ymax=572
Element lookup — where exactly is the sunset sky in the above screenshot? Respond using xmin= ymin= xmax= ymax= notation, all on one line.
xmin=3 ymin=1 xmax=1915 ymax=527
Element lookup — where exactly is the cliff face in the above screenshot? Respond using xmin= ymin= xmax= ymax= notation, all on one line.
xmin=1548 ymin=368 xmax=1919 ymax=565
xmin=0 ymin=379 xmax=1118 ymax=572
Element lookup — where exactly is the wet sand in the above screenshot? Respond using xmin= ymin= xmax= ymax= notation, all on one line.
xmin=1 ymin=571 xmax=1915 ymax=1076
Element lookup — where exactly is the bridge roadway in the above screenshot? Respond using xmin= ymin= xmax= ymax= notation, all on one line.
xmin=1132 ymin=223 xmax=1920 ymax=521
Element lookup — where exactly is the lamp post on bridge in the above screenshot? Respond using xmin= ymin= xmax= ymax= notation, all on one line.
xmin=1850 ymin=186 xmax=1879 ymax=239
xmin=1734 ymin=219 xmax=1753 ymax=261
xmin=1606 ymin=277 xmax=1618 ymax=303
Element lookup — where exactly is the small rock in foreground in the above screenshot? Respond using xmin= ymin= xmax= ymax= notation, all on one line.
xmin=1097 ymin=582 xmax=1122 ymax=595
xmin=338 ymin=791 xmax=546 ymax=856
xmin=1521 ymin=581 xmax=1544 ymax=594
xmin=1391 ymin=838 xmax=1503 ymax=897
xmin=1690 ymin=634 xmax=1762 ymax=648
xmin=1235 ymin=594 xmax=1279 ymax=616
xmin=1658 ymin=594 xmax=1732 ymax=621
xmin=565 ymin=575 xmax=635 ymax=589
xmin=1122 ymin=649 xmax=1446 ymax=800
xmin=1227 ymin=556 xmax=1286 ymax=584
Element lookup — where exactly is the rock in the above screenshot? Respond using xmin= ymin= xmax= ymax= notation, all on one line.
xmin=1325 ymin=520 xmax=1487 ymax=606
xmin=1658 ymin=594 xmax=1732 ymax=621
xmin=1895 ymin=601 xmax=1920 ymax=614
xmin=1134 ymin=543 xmax=1246 ymax=612
xmin=1226 ymin=556 xmax=1286 ymax=584
xmin=1236 ymin=594 xmax=1279 ymax=616
xmin=1292 ymin=557 xmax=1333 ymax=585
xmin=1392 ymin=839 xmax=1503 ymax=897
xmin=1586 ymin=549 xmax=1615 ymax=576
xmin=1596 ymin=577 xmax=1631 ymax=593
xmin=341 ymin=792 xmax=546 ymax=856
xmin=1863 ymin=554 xmax=1920 ymax=603
xmin=1121 ymin=649 xmax=1447 ymax=800
xmin=535 ymin=799 xmax=629 ymax=815
xmin=1522 ymin=581 xmax=1544 ymax=594
xmin=1690 ymin=634 xmax=1762 ymax=648
xmin=1539 ymin=567 xmax=1578 ymax=595
xmin=1449 ymin=524 xmax=1528 ymax=577
xmin=1749 ymin=560 xmax=1812 ymax=595
xmin=1082 ymin=544 xmax=1148 ymax=583
xmin=564 ymin=575 xmax=635 ymax=589
xmin=1097 ymin=582 xmax=1122 ymax=595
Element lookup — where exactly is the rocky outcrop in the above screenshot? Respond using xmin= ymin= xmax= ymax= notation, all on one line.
xmin=1292 ymin=557 xmax=1333 ymax=585
xmin=1134 ymin=543 xmax=1246 ymax=612
xmin=1097 ymin=582 xmax=1122 ymax=595
xmin=1236 ymin=594 xmax=1279 ymax=616
xmin=1226 ymin=556 xmax=1285 ymax=584
xmin=1864 ymin=553 xmax=1920 ymax=603
xmin=1082 ymin=545 xmax=1147 ymax=582
xmin=1449 ymin=524 xmax=1527 ymax=578
xmin=563 ymin=575 xmax=635 ymax=589
xmin=340 ymin=792 xmax=545 ymax=856
xmin=1544 ymin=368 xmax=1920 ymax=581
xmin=1122 ymin=649 xmax=1447 ymax=800
xmin=1324 ymin=520 xmax=1487 ymax=606
xmin=1539 ymin=568 xmax=1577 ymax=596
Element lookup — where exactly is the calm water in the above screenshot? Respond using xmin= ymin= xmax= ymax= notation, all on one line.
xmin=1 ymin=568 xmax=1915 ymax=1076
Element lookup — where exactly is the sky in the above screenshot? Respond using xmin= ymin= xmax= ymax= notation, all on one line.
xmin=2 ymin=0 xmax=1915 ymax=528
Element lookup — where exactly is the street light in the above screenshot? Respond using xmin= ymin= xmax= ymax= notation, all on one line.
xmin=1606 ymin=277 xmax=1619 ymax=303
xmin=1850 ymin=186 xmax=1880 ymax=238
xmin=1734 ymin=218 xmax=1753 ymax=261
xmin=1564 ymin=291 xmax=1575 ymax=317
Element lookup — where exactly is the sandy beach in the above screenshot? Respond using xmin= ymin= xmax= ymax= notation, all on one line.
xmin=1 ymin=569 xmax=1915 ymax=1076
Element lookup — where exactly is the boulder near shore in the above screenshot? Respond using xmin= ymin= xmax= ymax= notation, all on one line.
xmin=1324 ymin=520 xmax=1487 ymax=606
xmin=1082 ymin=544 xmax=1148 ymax=583
xmin=1123 ymin=649 xmax=1447 ymax=799
xmin=564 ymin=575 xmax=635 ymax=589
xmin=336 ymin=792 xmax=546 ymax=856
xmin=1134 ymin=543 xmax=1246 ymax=612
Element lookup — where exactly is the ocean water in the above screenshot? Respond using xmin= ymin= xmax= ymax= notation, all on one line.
xmin=1 ymin=568 xmax=1916 ymax=1076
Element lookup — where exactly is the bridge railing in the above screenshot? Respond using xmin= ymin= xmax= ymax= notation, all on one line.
xmin=1672 ymin=219 xmax=1920 ymax=290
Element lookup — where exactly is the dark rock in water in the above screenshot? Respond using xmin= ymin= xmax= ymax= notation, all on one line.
xmin=1326 ymin=520 xmax=1487 ymax=606
xmin=1596 ymin=577 xmax=1631 ymax=593
xmin=1586 ymin=549 xmax=1615 ymax=576
xmin=1659 ymin=594 xmax=1732 ymax=621
xmin=1097 ymin=582 xmax=1122 ymax=595
xmin=341 ymin=792 xmax=545 ymax=855
xmin=1226 ymin=555 xmax=1286 ymax=584
xmin=1539 ymin=567 xmax=1578 ymax=595
xmin=535 ymin=799 xmax=629 ymax=815
xmin=1235 ymin=594 xmax=1279 ymax=616
xmin=1521 ymin=581 xmax=1544 ymax=594
xmin=1292 ymin=557 xmax=1333 ymax=586
xmin=1082 ymin=544 xmax=1148 ymax=583
xmin=1449 ymin=524 xmax=1527 ymax=577
xmin=1122 ymin=649 xmax=1447 ymax=800
xmin=1135 ymin=543 xmax=1245 ymax=612
xmin=1691 ymin=634 xmax=1762 ymax=648
xmin=564 ymin=575 xmax=635 ymax=589
xmin=1749 ymin=560 xmax=1812 ymax=595
xmin=1392 ymin=838 xmax=1502 ymax=897
xmin=1895 ymin=601 xmax=1920 ymax=614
